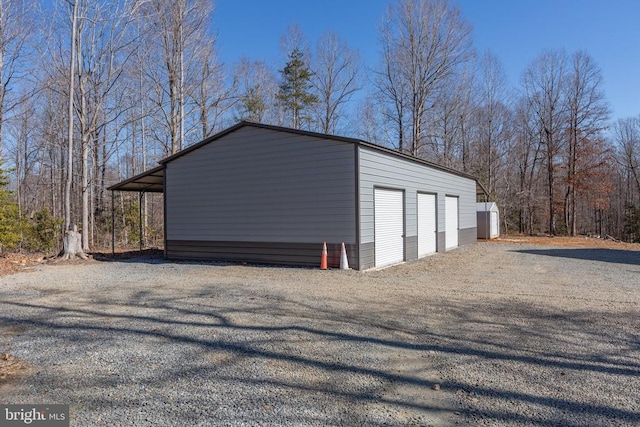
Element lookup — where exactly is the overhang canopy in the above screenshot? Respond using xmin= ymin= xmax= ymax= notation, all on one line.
xmin=108 ymin=165 xmax=164 ymax=192
xmin=476 ymin=180 xmax=489 ymax=199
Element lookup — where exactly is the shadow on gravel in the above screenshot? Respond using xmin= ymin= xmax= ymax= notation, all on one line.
xmin=91 ymin=249 xmax=167 ymax=265
xmin=514 ymin=247 xmax=640 ymax=266
xmin=1 ymin=287 xmax=639 ymax=425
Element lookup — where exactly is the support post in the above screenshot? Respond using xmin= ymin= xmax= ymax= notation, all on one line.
xmin=111 ymin=191 xmax=115 ymax=257
xmin=485 ymin=196 xmax=489 ymax=242
xmin=139 ymin=191 xmax=143 ymax=253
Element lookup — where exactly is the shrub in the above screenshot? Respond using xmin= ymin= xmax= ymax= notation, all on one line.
xmin=23 ymin=208 xmax=63 ymax=254
xmin=0 ymin=164 xmax=20 ymax=253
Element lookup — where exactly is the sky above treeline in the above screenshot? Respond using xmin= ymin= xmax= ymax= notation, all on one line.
xmin=214 ymin=0 xmax=640 ymax=122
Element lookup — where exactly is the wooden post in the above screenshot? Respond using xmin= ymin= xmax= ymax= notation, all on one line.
xmin=139 ymin=191 xmax=143 ymax=253
xmin=111 ymin=191 xmax=115 ymax=257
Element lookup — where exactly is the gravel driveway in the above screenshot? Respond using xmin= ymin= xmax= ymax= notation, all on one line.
xmin=0 ymin=242 xmax=638 ymax=426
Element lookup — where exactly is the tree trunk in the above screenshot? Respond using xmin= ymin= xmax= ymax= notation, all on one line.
xmin=65 ymin=0 xmax=79 ymax=233
xmin=62 ymin=225 xmax=88 ymax=260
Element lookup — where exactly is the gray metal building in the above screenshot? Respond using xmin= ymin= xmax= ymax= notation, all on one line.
xmin=110 ymin=122 xmax=486 ymax=270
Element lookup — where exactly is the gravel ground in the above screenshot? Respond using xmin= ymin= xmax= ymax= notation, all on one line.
xmin=0 ymin=242 xmax=639 ymax=426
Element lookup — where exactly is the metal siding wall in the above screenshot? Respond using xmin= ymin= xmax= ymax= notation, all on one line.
xmin=359 ymin=242 xmax=375 ymax=270
xmin=459 ymin=227 xmax=478 ymax=246
xmin=405 ymin=235 xmax=418 ymax=260
xmin=477 ymin=211 xmax=489 ymax=239
xmin=359 ymin=146 xmax=476 ymax=268
xmin=166 ymin=126 xmax=357 ymax=245
xmin=166 ymin=240 xmax=358 ymax=269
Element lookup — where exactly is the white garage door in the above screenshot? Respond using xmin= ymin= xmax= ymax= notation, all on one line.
xmin=491 ymin=211 xmax=499 ymax=237
xmin=374 ymin=188 xmax=404 ymax=267
xmin=445 ymin=196 xmax=459 ymax=249
xmin=417 ymin=193 xmax=437 ymax=257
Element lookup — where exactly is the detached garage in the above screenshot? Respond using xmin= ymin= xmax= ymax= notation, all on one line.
xmin=110 ymin=122 xmax=485 ymax=270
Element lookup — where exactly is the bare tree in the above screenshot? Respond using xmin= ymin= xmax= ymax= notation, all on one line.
xmin=563 ymin=50 xmax=610 ymax=235
xmin=375 ymin=28 xmax=407 ymax=151
xmin=74 ymin=0 xmax=137 ymax=250
xmin=615 ymin=116 xmax=640 ymax=197
xmin=473 ymin=51 xmax=512 ymax=193
xmin=353 ymin=94 xmax=385 ymax=144
xmin=523 ymin=50 xmax=567 ymax=235
xmin=376 ymin=0 xmax=473 ymax=155
xmin=191 ymin=39 xmax=230 ymax=140
xmin=510 ymin=97 xmax=544 ymax=234
xmin=311 ymin=32 xmax=361 ymax=134
xmin=280 ymin=23 xmax=311 ymax=63
xmin=425 ymin=66 xmax=475 ymax=168
xmin=613 ymin=116 xmax=640 ymax=240
xmin=232 ymin=57 xmax=278 ymax=123
xmin=137 ymin=0 xmax=214 ymax=154
xmin=0 ymin=0 xmax=32 ymax=159
xmin=64 ymin=0 xmax=80 ymax=235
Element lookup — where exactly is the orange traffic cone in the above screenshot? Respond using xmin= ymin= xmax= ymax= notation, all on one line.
xmin=320 ymin=242 xmax=328 ymax=270
xmin=340 ymin=242 xmax=349 ymax=270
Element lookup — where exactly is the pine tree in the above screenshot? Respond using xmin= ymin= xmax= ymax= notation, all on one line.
xmin=277 ymin=48 xmax=317 ymax=129
xmin=238 ymin=86 xmax=267 ymax=122
xmin=0 ymin=162 xmax=21 ymax=252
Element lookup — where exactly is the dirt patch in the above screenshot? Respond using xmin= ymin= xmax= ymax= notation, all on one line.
xmin=491 ymin=234 xmax=640 ymax=251
xmin=0 ymin=253 xmax=46 ymax=277
xmin=0 ymin=254 xmax=95 ymax=277
xmin=0 ymin=353 xmax=32 ymax=393
xmin=0 ymin=249 xmax=165 ymax=277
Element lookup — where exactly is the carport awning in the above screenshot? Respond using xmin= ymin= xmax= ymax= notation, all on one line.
xmin=108 ymin=165 xmax=164 ymax=192
xmin=476 ymin=180 xmax=489 ymax=199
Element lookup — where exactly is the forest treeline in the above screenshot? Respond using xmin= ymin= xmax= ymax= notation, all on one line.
xmin=1 ymin=0 xmax=639 ymax=254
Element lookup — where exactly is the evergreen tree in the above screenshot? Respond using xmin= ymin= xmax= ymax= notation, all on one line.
xmin=23 ymin=208 xmax=63 ymax=254
xmin=277 ymin=48 xmax=317 ymax=129
xmin=237 ymin=85 xmax=267 ymax=122
xmin=0 ymin=162 xmax=21 ymax=252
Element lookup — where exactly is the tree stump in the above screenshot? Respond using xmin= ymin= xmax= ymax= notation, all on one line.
xmin=62 ymin=225 xmax=88 ymax=260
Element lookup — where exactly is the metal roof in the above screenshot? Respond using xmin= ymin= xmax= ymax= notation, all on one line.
xmin=160 ymin=121 xmax=482 ymax=181
xmin=108 ymin=122 xmax=489 ymax=197
xmin=107 ymin=165 xmax=164 ymax=192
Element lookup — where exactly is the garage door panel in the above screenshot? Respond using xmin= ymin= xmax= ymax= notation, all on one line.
xmin=445 ymin=196 xmax=459 ymax=249
xmin=418 ymin=193 xmax=437 ymax=257
xmin=374 ymin=189 xmax=404 ymax=267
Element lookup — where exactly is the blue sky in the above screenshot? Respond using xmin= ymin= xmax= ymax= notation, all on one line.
xmin=215 ymin=0 xmax=640 ymax=121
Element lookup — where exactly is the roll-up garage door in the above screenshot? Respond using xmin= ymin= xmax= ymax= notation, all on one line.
xmin=374 ymin=188 xmax=404 ymax=267
xmin=445 ymin=196 xmax=459 ymax=249
xmin=417 ymin=193 xmax=437 ymax=257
